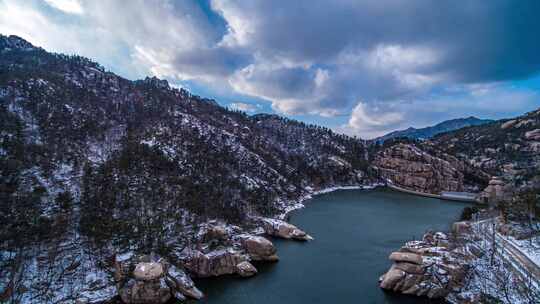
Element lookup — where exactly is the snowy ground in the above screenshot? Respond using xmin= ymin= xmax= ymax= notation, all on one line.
xmin=459 ymin=219 xmax=540 ymax=303
xmin=505 ymin=235 xmax=540 ymax=267
xmin=277 ymin=183 xmax=384 ymax=219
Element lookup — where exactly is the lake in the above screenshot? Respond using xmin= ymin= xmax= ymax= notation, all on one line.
xmin=195 ymin=188 xmax=468 ymax=304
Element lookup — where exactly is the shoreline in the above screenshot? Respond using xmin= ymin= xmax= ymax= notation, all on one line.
xmin=387 ymin=183 xmax=480 ymax=203
xmin=279 ymin=181 xmax=478 ymax=221
xmin=200 ymin=183 xmax=474 ymax=304
xmin=278 ymin=182 xmax=385 ymax=220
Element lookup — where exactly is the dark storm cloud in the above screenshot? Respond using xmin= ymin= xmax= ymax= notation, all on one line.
xmin=215 ymin=0 xmax=540 ymax=83
xmin=208 ymin=0 xmax=540 ymax=118
xmin=436 ymin=1 xmax=540 ymax=82
xmin=172 ymin=46 xmax=250 ymax=79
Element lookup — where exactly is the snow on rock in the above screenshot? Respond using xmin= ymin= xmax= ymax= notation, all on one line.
xmin=380 ymin=230 xmax=470 ymax=300
xmin=238 ymin=234 xmax=279 ymax=262
xmin=259 ymin=218 xmax=313 ymax=241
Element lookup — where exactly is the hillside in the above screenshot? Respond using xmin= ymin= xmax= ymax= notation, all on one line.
xmin=372 ymin=109 xmax=540 ymax=196
xmin=431 ymin=109 xmax=540 ymax=189
xmin=0 ymin=35 xmax=372 ymax=303
xmin=376 ymin=116 xmax=493 ymax=142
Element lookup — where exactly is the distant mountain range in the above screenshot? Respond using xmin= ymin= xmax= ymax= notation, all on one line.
xmin=376 ymin=116 xmax=494 ymax=142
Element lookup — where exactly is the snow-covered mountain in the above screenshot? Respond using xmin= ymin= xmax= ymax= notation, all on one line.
xmin=0 ymin=34 xmax=377 ymax=303
xmin=0 ymin=34 xmax=371 ymax=252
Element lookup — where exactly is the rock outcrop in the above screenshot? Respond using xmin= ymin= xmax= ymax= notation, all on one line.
xmin=240 ymin=235 xmax=279 ymax=261
xmin=178 ymin=248 xmax=254 ymax=278
xmin=119 ymin=276 xmax=170 ymax=304
xmin=115 ymin=254 xmax=204 ymax=303
xmin=478 ymin=177 xmax=515 ymax=205
xmin=200 ymin=224 xmax=232 ymax=244
xmin=165 ymin=264 xmax=204 ymax=300
xmin=236 ymin=261 xmax=258 ymax=277
xmin=133 ymin=263 xmax=164 ymax=281
xmin=373 ymin=143 xmax=467 ymax=194
xmin=524 ymin=129 xmax=540 ymax=140
xmin=117 ymin=258 xmax=171 ymax=304
xmin=451 ymin=221 xmax=472 ymax=235
xmin=260 ymin=218 xmax=313 ymax=241
xmin=388 ymin=252 xmax=423 ymax=265
xmin=379 ymin=231 xmax=471 ymax=300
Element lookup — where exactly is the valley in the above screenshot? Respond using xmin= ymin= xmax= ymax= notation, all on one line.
xmin=0 ymin=34 xmax=539 ymax=304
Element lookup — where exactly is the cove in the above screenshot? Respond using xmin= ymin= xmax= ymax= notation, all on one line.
xmin=195 ymin=188 xmax=468 ymax=304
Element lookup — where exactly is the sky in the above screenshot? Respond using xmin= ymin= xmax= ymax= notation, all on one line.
xmin=1 ymin=0 xmax=539 ymax=139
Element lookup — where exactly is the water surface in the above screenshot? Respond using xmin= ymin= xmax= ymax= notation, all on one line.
xmin=196 ymin=188 xmax=467 ymax=304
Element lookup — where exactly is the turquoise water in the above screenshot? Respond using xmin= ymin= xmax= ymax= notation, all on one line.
xmin=195 ymin=188 xmax=467 ymax=304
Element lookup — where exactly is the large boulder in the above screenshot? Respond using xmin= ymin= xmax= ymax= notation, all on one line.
xmin=379 ymin=230 xmax=471 ymax=301
xmin=179 ymin=248 xmax=249 ymax=278
xmin=260 ymin=218 xmax=313 ymax=241
xmin=115 ymin=254 xmax=203 ymax=303
xmin=202 ymin=224 xmax=229 ymax=243
xmin=452 ymin=221 xmax=472 ymax=235
xmin=133 ymin=263 xmax=164 ymax=281
xmin=478 ymin=177 xmax=514 ymax=205
xmin=379 ymin=267 xmax=405 ymax=289
xmin=119 ymin=278 xmax=171 ymax=304
xmin=236 ymin=261 xmax=258 ymax=277
xmin=166 ymin=265 xmax=204 ymax=300
xmin=388 ymin=252 xmax=423 ymax=265
xmin=241 ymin=235 xmax=279 ymax=261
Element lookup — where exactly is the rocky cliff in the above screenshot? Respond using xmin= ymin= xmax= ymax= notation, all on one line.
xmin=379 ymin=230 xmax=473 ymax=299
xmin=372 ymin=143 xmax=483 ymax=194
xmin=372 ymin=107 xmax=540 ymax=197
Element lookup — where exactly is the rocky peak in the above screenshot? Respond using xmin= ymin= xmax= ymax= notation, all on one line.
xmin=140 ymin=76 xmax=170 ymax=90
xmin=0 ymin=34 xmax=37 ymax=52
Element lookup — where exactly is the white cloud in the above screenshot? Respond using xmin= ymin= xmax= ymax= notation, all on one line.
xmin=43 ymin=0 xmax=83 ymax=14
xmin=344 ymin=102 xmax=404 ymax=139
xmin=341 ymin=84 xmax=539 ymax=139
xmin=367 ymin=44 xmax=439 ymax=71
xmin=229 ymin=63 xmax=343 ymax=116
xmin=212 ymin=0 xmax=256 ymax=48
xmin=0 ymin=0 xmax=83 ymax=51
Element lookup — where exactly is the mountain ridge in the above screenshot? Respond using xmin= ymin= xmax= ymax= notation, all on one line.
xmin=0 ymin=32 xmax=371 ymax=250
xmin=376 ymin=116 xmax=494 ymax=142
